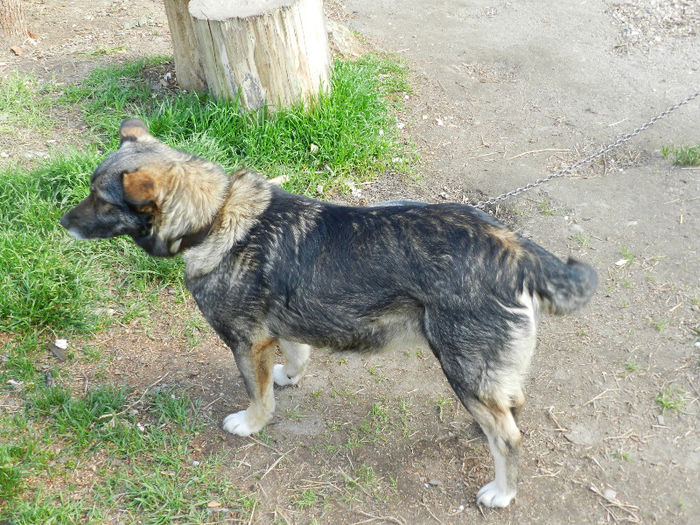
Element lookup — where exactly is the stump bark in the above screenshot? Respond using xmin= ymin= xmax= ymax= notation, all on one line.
xmin=0 ymin=0 xmax=28 ymax=46
xmin=163 ymin=0 xmax=207 ymax=92
xmin=165 ymin=0 xmax=332 ymax=111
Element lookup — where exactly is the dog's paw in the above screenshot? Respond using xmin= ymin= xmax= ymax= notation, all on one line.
xmin=273 ymin=364 xmax=302 ymax=386
xmin=222 ymin=410 xmax=261 ymax=436
xmin=476 ymin=481 xmax=516 ymax=508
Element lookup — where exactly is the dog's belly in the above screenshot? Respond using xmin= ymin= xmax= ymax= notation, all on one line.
xmin=274 ymin=306 xmax=430 ymax=354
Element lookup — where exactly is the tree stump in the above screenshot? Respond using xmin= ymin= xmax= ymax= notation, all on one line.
xmin=0 ymin=0 xmax=28 ymax=46
xmin=163 ymin=0 xmax=207 ymax=92
xmin=166 ymin=0 xmax=332 ymax=111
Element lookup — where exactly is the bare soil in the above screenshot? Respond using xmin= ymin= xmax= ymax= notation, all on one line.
xmin=4 ymin=1 xmax=699 ymax=523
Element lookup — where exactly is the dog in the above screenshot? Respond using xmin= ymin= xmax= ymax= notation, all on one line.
xmin=60 ymin=118 xmax=597 ymax=508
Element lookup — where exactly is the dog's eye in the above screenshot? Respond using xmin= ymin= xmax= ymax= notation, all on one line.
xmin=126 ymin=201 xmax=156 ymax=215
xmin=93 ymin=195 xmax=116 ymax=212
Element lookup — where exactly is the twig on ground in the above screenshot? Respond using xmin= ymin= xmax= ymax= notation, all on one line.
xmin=260 ymin=447 xmax=296 ymax=480
xmin=506 ymin=148 xmax=570 ymax=160
xmin=246 ymin=498 xmax=257 ymax=525
xmin=419 ymin=501 xmax=445 ymax=525
xmin=338 ymin=466 xmax=373 ymax=499
xmin=274 ymin=507 xmax=292 ymax=525
xmin=589 ymin=484 xmax=640 ymax=523
xmin=98 ymin=372 xmax=170 ymax=420
xmin=249 ymin=436 xmax=281 ymax=454
xmin=546 ymin=406 xmax=568 ymax=432
xmin=583 ymin=388 xmax=618 ymax=407
xmin=353 ymin=509 xmax=406 ymax=525
xmin=202 ymin=395 xmax=223 ymax=411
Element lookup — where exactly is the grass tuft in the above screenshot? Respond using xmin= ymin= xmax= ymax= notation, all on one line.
xmin=0 ymin=73 xmax=56 ymax=133
xmin=655 ymin=387 xmax=686 ymax=414
xmin=661 ymin=144 xmax=700 ymax=166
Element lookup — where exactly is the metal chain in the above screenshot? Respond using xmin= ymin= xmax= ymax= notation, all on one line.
xmin=472 ymin=89 xmax=700 ymax=209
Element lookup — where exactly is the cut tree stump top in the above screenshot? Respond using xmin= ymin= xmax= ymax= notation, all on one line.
xmin=189 ymin=0 xmax=296 ymax=20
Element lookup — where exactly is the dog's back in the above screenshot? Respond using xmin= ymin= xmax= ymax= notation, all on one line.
xmin=235 ymin=197 xmax=596 ymax=348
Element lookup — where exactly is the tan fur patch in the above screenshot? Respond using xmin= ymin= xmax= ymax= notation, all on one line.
xmin=123 ymin=169 xmax=160 ymax=207
xmin=119 ymin=124 xmax=150 ymax=142
xmin=486 ymin=225 xmax=524 ymax=260
xmin=251 ymin=338 xmax=277 ymax=399
xmin=485 ymin=399 xmax=522 ymax=447
xmin=184 ymin=170 xmax=272 ymax=278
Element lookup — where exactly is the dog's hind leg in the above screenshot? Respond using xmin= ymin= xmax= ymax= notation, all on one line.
xmin=222 ymin=337 xmax=277 ymax=436
xmin=425 ymin=304 xmax=535 ymax=507
xmin=464 ymin=394 xmax=522 ymax=507
xmin=439 ymin=360 xmax=523 ymax=507
xmin=273 ymin=339 xmax=311 ymax=386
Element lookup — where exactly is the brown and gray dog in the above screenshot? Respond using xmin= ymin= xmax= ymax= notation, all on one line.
xmin=60 ymin=118 xmax=597 ymax=507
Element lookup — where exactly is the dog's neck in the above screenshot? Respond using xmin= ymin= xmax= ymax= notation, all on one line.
xmin=175 ymin=220 xmax=215 ymax=253
xmin=182 ymin=170 xmax=273 ymax=278
xmin=172 ymin=176 xmax=232 ymax=254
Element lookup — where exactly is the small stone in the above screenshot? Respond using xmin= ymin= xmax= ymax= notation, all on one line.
xmin=603 ymin=488 xmax=616 ymax=500
xmin=564 ymin=424 xmax=600 ymax=447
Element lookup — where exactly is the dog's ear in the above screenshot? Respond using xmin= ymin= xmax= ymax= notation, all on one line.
xmin=119 ymin=118 xmax=152 ymax=145
xmin=123 ymin=169 xmax=158 ymax=208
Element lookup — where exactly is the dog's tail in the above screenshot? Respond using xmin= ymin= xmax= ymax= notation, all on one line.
xmin=526 ymin=244 xmax=598 ymax=315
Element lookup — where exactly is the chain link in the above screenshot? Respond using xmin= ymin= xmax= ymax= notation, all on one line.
xmin=472 ymin=89 xmax=700 ymax=209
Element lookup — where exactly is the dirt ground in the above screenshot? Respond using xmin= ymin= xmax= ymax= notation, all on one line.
xmin=4 ymin=0 xmax=699 ymax=523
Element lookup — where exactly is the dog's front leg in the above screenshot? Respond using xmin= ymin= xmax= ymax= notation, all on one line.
xmin=223 ymin=336 xmax=277 ymax=436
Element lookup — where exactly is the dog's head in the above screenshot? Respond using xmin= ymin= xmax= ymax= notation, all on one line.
xmin=60 ymin=119 xmax=229 ymax=257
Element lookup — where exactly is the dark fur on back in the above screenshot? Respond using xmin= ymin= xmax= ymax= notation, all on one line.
xmin=60 ymin=119 xmax=597 ymax=508
xmin=190 ymin=191 xmax=595 ymax=355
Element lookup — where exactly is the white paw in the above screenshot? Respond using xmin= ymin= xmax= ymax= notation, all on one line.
xmin=476 ymin=481 xmax=516 ymax=508
xmin=222 ymin=410 xmax=259 ymax=436
xmin=273 ymin=364 xmax=301 ymax=386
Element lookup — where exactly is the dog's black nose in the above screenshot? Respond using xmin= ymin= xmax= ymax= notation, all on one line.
xmin=59 ymin=214 xmax=69 ymax=229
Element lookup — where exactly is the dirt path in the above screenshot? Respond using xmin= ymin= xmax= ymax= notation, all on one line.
xmin=339 ymin=0 xmax=700 ymax=523
xmin=6 ymin=1 xmax=699 ymax=523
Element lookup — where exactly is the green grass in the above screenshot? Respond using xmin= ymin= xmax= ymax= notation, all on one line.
xmin=539 ymin=202 xmax=555 ymax=216
xmin=655 ymin=386 xmax=686 ymax=414
xmin=0 ymin=73 xmax=56 ymax=133
xmin=623 ymin=359 xmax=638 ymax=373
xmin=652 ymin=318 xmax=670 ymax=333
xmin=435 ymin=394 xmax=455 ymax=422
xmin=570 ymin=232 xmax=591 ymax=248
xmin=2 ymin=383 xmax=252 ymax=524
xmin=62 ymin=54 xmax=412 ymax=189
xmin=619 ymin=245 xmax=636 ymax=265
xmin=661 ymin=144 xmax=700 ymax=166
xmin=292 ymin=490 xmax=319 ymax=509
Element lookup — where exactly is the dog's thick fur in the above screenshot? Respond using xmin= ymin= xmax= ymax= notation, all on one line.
xmin=60 ymin=119 xmax=597 ymax=508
